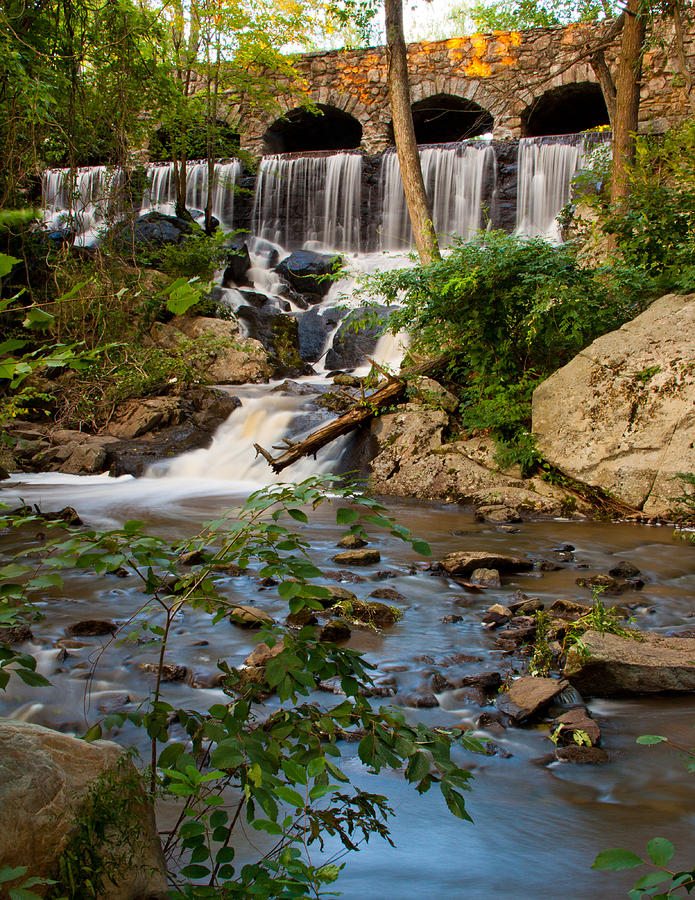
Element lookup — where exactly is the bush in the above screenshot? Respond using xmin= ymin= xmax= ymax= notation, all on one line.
xmin=371 ymin=231 xmax=653 ymax=469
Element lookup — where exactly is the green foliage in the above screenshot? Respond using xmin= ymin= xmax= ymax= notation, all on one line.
xmin=669 ymin=473 xmax=695 ymax=526
xmin=0 ymin=865 xmax=55 ymax=900
xmin=529 ymin=610 xmax=553 ymax=676
xmin=371 ymin=232 xmax=652 ymax=470
xmin=469 ymin=0 xmax=618 ymax=30
xmin=139 ymin=230 xmax=227 ymax=282
xmin=562 ymin=591 xmax=634 ymax=657
xmin=0 ymin=476 xmax=483 ymax=896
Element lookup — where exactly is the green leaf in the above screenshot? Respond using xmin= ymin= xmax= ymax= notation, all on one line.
xmin=181 ymin=864 xmax=210 ymax=879
xmin=0 ymin=254 xmax=20 ymax=278
xmin=288 ymin=508 xmax=308 ymax=523
xmin=633 ymin=871 xmax=673 ymax=890
xmin=275 ymin=784 xmax=305 ymax=808
xmin=336 ymin=508 xmax=359 ymax=525
xmin=636 ymin=734 xmax=668 ymax=745
xmin=15 ymin=669 xmax=50 ymax=687
xmin=22 ymin=307 xmax=55 ymax=331
xmin=281 ymin=758 xmax=308 ymax=786
xmin=592 ymin=849 xmax=645 ymax=871
xmin=406 ymin=751 xmax=431 ymax=782
xmin=411 ymin=539 xmax=431 ymax=556
xmin=0 ymin=868 xmax=27 ymax=884
xmin=646 ymin=838 xmax=674 ymax=867
xmin=10 ymin=888 xmax=45 ymax=900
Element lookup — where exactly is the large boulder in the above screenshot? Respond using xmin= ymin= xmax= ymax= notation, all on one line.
xmin=113 ymin=210 xmax=193 ymax=247
xmin=0 ymin=719 xmax=167 ymax=898
xmin=221 ymin=238 xmax=251 ymax=287
xmin=274 ymin=250 xmax=342 ymax=301
xmin=564 ymin=629 xmax=695 ymax=696
xmin=152 ymin=316 xmax=273 ymax=384
xmin=532 ymin=292 xmax=695 ymax=515
xmin=235 ymin=307 xmax=311 ymax=377
xmin=324 ymin=306 xmax=390 ymax=371
xmin=298 ymin=306 xmax=345 ymax=362
xmin=367 ymin=405 xmax=578 ymax=518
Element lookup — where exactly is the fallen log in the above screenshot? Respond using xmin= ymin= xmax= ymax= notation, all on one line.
xmin=254 ymin=354 xmax=450 ymax=474
xmin=254 ymin=376 xmax=406 ymax=474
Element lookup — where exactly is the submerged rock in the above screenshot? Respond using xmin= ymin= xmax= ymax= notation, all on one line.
xmin=565 ymin=629 xmax=695 ymax=695
xmin=332 ymin=548 xmax=381 ymax=566
xmin=437 ymin=551 xmax=533 ymax=577
xmin=496 ymin=676 xmax=567 ymax=725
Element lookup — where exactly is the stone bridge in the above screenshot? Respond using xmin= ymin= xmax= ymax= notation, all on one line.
xmin=223 ymin=19 xmax=693 ymax=157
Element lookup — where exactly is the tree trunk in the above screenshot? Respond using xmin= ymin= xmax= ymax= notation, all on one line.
xmin=385 ymin=0 xmax=441 ymax=264
xmin=610 ymin=0 xmax=646 ymax=204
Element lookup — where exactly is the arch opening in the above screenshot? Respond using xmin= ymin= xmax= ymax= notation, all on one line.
xmin=389 ymin=95 xmax=494 ymax=145
xmin=263 ymin=105 xmax=363 ymax=154
xmin=149 ymin=120 xmax=240 ymax=162
xmin=522 ymin=83 xmax=609 ymax=137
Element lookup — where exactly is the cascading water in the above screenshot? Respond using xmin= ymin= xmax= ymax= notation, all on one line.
xmin=379 ymin=142 xmax=496 ymax=250
xmin=140 ymin=160 xmax=241 ymax=228
xmin=515 ymin=133 xmax=611 ymax=241
xmin=42 ymin=165 xmax=126 ymax=246
xmin=252 ymin=153 xmax=362 ymax=252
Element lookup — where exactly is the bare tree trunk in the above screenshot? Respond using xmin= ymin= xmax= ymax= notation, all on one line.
xmin=590 ymin=49 xmax=617 ymax=128
xmin=610 ymin=0 xmax=646 ymax=204
xmin=385 ymin=0 xmax=440 ymax=264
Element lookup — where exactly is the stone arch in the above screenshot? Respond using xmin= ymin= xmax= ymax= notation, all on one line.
xmin=149 ymin=120 xmax=240 ymax=162
xmin=263 ymin=104 xmax=363 ymax=154
xmin=385 ymin=94 xmax=494 ymax=145
xmin=521 ymin=82 xmax=609 ymax=137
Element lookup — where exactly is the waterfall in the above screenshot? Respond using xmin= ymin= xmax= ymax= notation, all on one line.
xmin=515 ymin=134 xmax=611 ymax=241
xmin=140 ymin=160 xmax=241 ymax=228
xmin=252 ymin=153 xmax=362 ymax=252
xmin=379 ymin=143 xmax=495 ymax=250
xmin=41 ymin=166 xmax=125 ymax=246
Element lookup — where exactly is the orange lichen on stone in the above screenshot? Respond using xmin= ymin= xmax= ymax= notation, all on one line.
xmin=500 ymin=55 xmax=516 ymax=67
xmin=465 ymin=58 xmax=492 ymax=77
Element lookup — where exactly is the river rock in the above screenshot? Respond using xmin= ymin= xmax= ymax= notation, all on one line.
xmin=496 ymin=676 xmax=567 ymax=724
xmin=575 ymin=573 xmax=641 ymax=595
xmin=66 ymin=620 xmax=117 ymax=637
xmin=409 ymin=376 xmax=459 ymax=413
xmin=532 ymin=292 xmax=695 ymax=516
xmin=554 ymin=746 xmax=610 ymax=764
xmin=609 ymin=560 xmax=641 ymax=578
xmin=275 ymin=250 xmax=342 ymax=300
xmin=337 ymin=534 xmax=367 ymax=549
xmin=0 ymin=719 xmax=167 ymax=898
xmin=0 ymin=624 xmax=33 ymax=644
xmin=245 ymin=639 xmax=285 ymax=667
xmin=221 ymin=238 xmax=251 ymax=286
xmin=324 ymin=306 xmax=391 ymax=371
xmin=438 ymin=551 xmax=533 ymax=577
xmin=472 ymin=567 xmax=502 ymax=588
xmin=319 ymin=619 xmax=352 ymax=642
xmin=564 ymin=629 xmax=695 ymax=695
xmin=332 ymin=548 xmax=381 ymax=566
xmin=369 ymin=587 xmax=406 ymax=602
xmin=552 ymin=707 xmax=601 ymax=746
xmin=329 ymin=598 xmax=400 ymax=629
xmin=319 ymin=584 xmax=358 ymax=609
xmin=113 ymin=210 xmax=193 ymax=247
xmin=229 ymin=605 xmax=274 ymax=628
xmin=367 ymin=412 xmax=579 ymax=518
xmin=298 ymin=306 xmax=345 ymax=361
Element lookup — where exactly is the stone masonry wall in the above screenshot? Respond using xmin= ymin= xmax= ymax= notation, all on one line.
xmin=220 ymin=19 xmax=695 ymax=156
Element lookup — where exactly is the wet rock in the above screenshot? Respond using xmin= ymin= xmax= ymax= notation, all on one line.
xmin=275 ymin=250 xmax=342 ymax=301
xmin=285 ymin=608 xmax=318 ymax=628
xmin=221 ymin=239 xmax=251 ymax=286
xmin=333 ymin=373 xmax=362 ymax=387
xmin=472 ymin=567 xmax=501 ymax=588
xmin=369 ymin=587 xmax=406 ymax=602
xmin=554 ymin=746 xmax=609 ymax=764
xmin=608 ymin=560 xmax=641 ymax=579
xmin=477 ymin=710 xmax=507 ymax=730
xmin=44 ymin=506 xmax=83 ymax=526
xmin=0 ymin=624 xmax=34 ymax=644
xmin=332 ymin=548 xmax=381 ymax=566
xmin=297 ymin=305 xmax=344 ymax=361
xmin=497 ymin=525 xmax=521 ymax=534
xmin=482 ymin=604 xmax=512 ymax=628
xmin=437 ymin=551 xmax=533 ymax=577
xmin=539 ymin=560 xmax=565 ymax=572
xmin=552 ymin=707 xmax=601 ymax=746
xmin=320 ymin=584 xmax=358 ymax=609
xmin=245 ymin=639 xmax=285 ymax=667
xmin=229 ymin=605 xmax=274 ymax=628
xmin=139 ymin=663 xmax=188 ymax=682
xmin=324 ymin=305 xmax=391 ymax=371
xmin=113 ymin=210 xmax=192 ymax=247
xmin=509 ymin=597 xmax=544 ymax=615
xmin=271 ymin=379 xmax=320 ymax=396
xmin=375 ymin=569 xmax=399 ymax=580
xmin=179 ymin=548 xmax=208 ymax=565
xmin=66 ymin=619 xmax=117 ymax=637
xmin=96 ymin=692 xmax=131 ymax=713
xmin=548 ymin=598 xmax=592 ymax=621
xmin=565 ymin=629 xmax=695 ymax=695
xmin=575 ymin=573 xmax=642 ymax=594
xmin=319 ymin=619 xmax=352 ymax=642
xmin=325 ymin=598 xmax=400 ymax=629
xmin=484 ymin=741 xmax=513 ymax=758
xmin=337 ymin=534 xmax=368 ymax=550
xmin=475 ymin=505 xmax=522 ymax=524
xmin=0 ymin=720 xmax=167 ymax=897
xmin=323 ymin=569 xmax=366 ymax=584
xmin=405 ymin=692 xmax=439 ymax=708
xmin=496 ymin=676 xmax=567 ymax=725
xmin=441 ymin=614 xmax=463 ymax=624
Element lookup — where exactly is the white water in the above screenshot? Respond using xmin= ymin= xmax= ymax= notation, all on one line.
xmin=379 ymin=143 xmax=495 ymax=250
xmin=42 ymin=166 xmax=126 ymax=246
xmin=140 ymin=160 xmax=242 ymax=228
xmin=252 ymin=153 xmax=362 ymax=252
xmin=515 ymin=135 xmax=611 ymax=241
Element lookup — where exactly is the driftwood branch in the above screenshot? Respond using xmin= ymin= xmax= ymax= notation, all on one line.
xmin=254 ymin=354 xmax=449 ymax=474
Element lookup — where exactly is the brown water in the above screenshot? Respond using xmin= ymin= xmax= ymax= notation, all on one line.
xmin=2 ymin=472 xmax=695 ymax=899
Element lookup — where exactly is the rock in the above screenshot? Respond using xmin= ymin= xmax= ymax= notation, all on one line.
xmin=0 ymin=720 xmax=167 ymax=897
xmin=298 ymin=306 xmax=345 ymax=362
xmin=548 ymin=598 xmax=592 ymax=620
xmin=554 ymin=746 xmax=609 ymax=764
xmin=66 ymin=620 xmax=117 ymax=637
xmin=328 ymin=598 xmax=400 ymax=629
xmin=0 ymin=624 xmax=33 ymax=644
xmin=229 ymin=605 xmax=274 ymax=628
xmin=333 ymin=373 xmax=361 ymax=387
xmin=319 ymin=584 xmax=358 ymax=609
xmin=324 ymin=306 xmax=390 ymax=371
xmin=405 ymin=693 xmax=439 ymax=708
xmin=496 ymin=676 xmax=567 ymax=724
xmin=509 ymin=598 xmax=544 ymax=615
xmin=245 ymin=639 xmax=285 ymax=667
xmin=332 ymin=548 xmax=381 ymax=566
xmin=477 ymin=710 xmax=507 ymax=730
xmin=275 ymin=250 xmax=342 ymax=300
xmin=472 ymin=567 xmax=502 ymax=588
xmin=285 ymin=608 xmax=318 ymax=628
xmin=552 ymin=707 xmax=601 ymax=746
xmin=369 ymin=587 xmax=406 ymax=602
xmin=139 ymin=663 xmax=188 ymax=682
xmin=482 ymin=604 xmax=512 ymax=628
xmin=575 ymin=573 xmax=642 ymax=594
xmin=319 ymin=620 xmax=352 ymax=642
xmin=113 ymin=210 xmax=193 ymax=247
xmin=222 ymin=239 xmax=251 ymax=286
xmin=410 ymin=376 xmax=459 ymax=413
xmin=337 ymin=534 xmax=367 ymax=549
xmin=235 ymin=306 xmax=310 ymax=377
xmin=441 ymin=614 xmax=463 ymax=623
xmin=107 ymin=396 xmax=187 ymax=441
xmin=609 ymin=560 xmax=641 ymax=578
xmin=438 ymin=551 xmax=533 ymax=577
xmin=565 ymin=629 xmax=695 ymax=695
xmin=532 ymin=292 xmax=695 ymax=515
